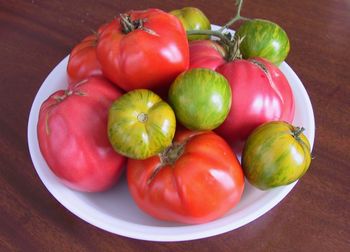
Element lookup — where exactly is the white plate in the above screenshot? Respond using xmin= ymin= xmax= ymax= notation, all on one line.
xmin=27 ymin=25 xmax=315 ymax=241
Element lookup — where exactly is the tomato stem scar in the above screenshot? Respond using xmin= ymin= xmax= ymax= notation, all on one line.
xmin=137 ymin=112 xmax=148 ymax=123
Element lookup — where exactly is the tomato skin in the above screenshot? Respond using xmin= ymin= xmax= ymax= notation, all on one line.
xmin=236 ymin=19 xmax=290 ymax=65
xmin=215 ymin=57 xmax=295 ymax=146
xmin=168 ymin=68 xmax=231 ymax=131
xmin=37 ymin=77 xmax=126 ymax=192
xmin=189 ymin=40 xmax=226 ymax=70
xmin=127 ymin=130 xmax=244 ymax=224
xmin=67 ymin=34 xmax=101 ymax=84
xmin=170 ymin=7 xmax=211 ymax=41
xmin=189 ymin=40 xmax=295 ymax=148
xmin=108 ymin=89 xmax=176 ymax=160
xmin=96 ymin=9 xmax=189 ymax=93
xmin=242 ymin=121 xmax=311 ymax=190
xmin=67 ymin=25 xmax=107 ymax=84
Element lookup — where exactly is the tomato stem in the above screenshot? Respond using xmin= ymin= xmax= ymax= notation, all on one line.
xmin=160 ymin=142 xmax=185 ymax=166
xmin=293 ymin=127 xmax=305 ymax=139
xmin=120 ymin=14 xmax=159 ymax=36
xmin=187 ymin=0 xmax=250 ymax=36
xmin=227 ymin=34 xmax=244 ymax=61
xmin=219 ymin=0 xmax=250 ymax=32
xmin=120 ymin=14 xmax=135 ymax=33
xmin=186 ymin=29 xmax=244 ymax=61
xmin=146 ymin=142 xmax=186 ymax=185
xmin=186 ymin=30 xmax=232 ymax=46
xmin=186 ymin=0 xmax=250 ymax=61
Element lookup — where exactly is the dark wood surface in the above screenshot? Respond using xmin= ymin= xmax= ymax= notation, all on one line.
xmin=1 ymin=0 xmax=349 ymax=251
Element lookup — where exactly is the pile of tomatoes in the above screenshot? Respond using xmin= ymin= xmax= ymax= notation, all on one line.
xmin=37 ymin=3 xmax=312 ymax=224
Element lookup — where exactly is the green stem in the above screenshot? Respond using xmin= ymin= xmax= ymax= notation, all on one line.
xmin=186 ymin=0 xmax=250 ymax=61
xmin=186 ymin=29 xmax=232 ymax=47
xmin=186 ymin=29 xmax=244 ymax=61
xmin=219 ymin=0 xmax=249 ymax=32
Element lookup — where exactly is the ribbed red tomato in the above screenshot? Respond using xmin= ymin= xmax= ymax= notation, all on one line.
xmin=37 ymin=77 xmax=126 ymax=192
xmin=66 ymin=24 xmax=107 ymax=85
xmin=66 ymin=34 xmax=102 ymax=84
xmin=189 ymin=40 xmax=295 ymax=149
xmin=127 ymin=130 xmax=244 ymax=224
xmin=96 ymin=9 xmax=189 ymax=94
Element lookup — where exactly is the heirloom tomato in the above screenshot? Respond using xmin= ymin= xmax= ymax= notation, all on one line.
xmin=242 ymin=121 xmax=312 ymax=190
xmin=189 ymin=40 xmax=226 ymax=70
xmin=67 ymin=24 xmax=107 ymax=84
xmin=108 ymin=89 xmax=176 ymax=160
xmin=37 ymin=77 xmax=126 ymax=192
xmin=170 ymin=7 xmax=211 ymax=41
xmin=127 ymin=130 xmax=245 ymax=224
xmin=168 ymin=68 xmax=231 ymax=131
xmin=215 ymin=57 xmax=295 ymax=147
xmin=236 ymin=19 xmax=290 ymax=65
xmin=189 ymin=40 xmax=295 ymax=149
xmin=96 ymin=9 xmax=189 ymax=94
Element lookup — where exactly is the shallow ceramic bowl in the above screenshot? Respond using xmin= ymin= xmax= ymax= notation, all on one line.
xmin=28 ymin=25 xmax=315 ymax=241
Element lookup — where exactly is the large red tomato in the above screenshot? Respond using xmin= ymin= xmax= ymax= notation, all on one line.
xmin=189 ymin=40 xmax=295 ymax=149
xmin=37 ymin=76 xmax=126 ymax=192
xmin=96 ymin=9 xmax=189 ymax=94
xmin=127 ymin=130 xmax=245 ymax=224
xmin=66 ymin=24 xmax=107 ymax=84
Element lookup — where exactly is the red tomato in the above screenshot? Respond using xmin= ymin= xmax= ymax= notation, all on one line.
xmin=37 ymin=77 xmax=126 ymax=192
xmin=189 ymin=40 xmax=295 ymax=149
xmin=67 ymin=24 xmax=107 ymax=84
xmin=127 ymin=130 xmax=244 ymax=224
xmin=189 ymin=40 xmax=226 ymax=70
xmin=96 ymin=9 xmax=189 ymax=93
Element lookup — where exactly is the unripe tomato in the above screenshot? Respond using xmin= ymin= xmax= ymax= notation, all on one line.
xmin=236 ymin=19 xmax=290 ymax=65
xmin=170 ymin=7 xmax=211 ymax=41
xmin=168 ymin=68 xmax=231 ymax=131
xmin=108 ymin=89 xmax=176 ymax=160
xmin=242 ymin=121 xmax=312 ymax=190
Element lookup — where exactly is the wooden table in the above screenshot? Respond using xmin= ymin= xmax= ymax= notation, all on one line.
xmin=1 ymin=0 xmax=349 ymax=251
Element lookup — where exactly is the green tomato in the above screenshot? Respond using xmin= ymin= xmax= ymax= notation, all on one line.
xmin=108 ymin=89 xmax=176 ymax=160
xmin=168 ymin=68 xmax=231 ymax=130
xmin=242 ymin=121 xmax=312 ymax=190
xmin=170 ymin=7 xmax=211 ymax=41
xmin=236 ymin=19 xmax=290 ymax=65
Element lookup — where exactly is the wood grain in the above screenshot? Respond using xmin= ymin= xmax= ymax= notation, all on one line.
xmin=0 ymin=0 xmax=349 ymax=251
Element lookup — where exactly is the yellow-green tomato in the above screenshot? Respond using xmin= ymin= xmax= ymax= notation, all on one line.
xmin=236 ymin=19 xmax=290 ymax=65
xmin=108 ymin=89 xmax=176 ymax=160
xmin=169 ymin=68 xmax=232 ymax=131
xmin=170 ymin=7 xmax=211 ymax=41
xmin=242 ymin=121 xmax=312 ymax=190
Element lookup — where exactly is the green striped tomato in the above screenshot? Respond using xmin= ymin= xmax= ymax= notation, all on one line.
xmin=242 ymin=121 xmax=311 ymax=190
xmin=168 ymin=68 xmax=231 ymax=130
xmin=108 ymin=89 xmax=176 ymax=160
xmin=236 ymin=19 xmax=290 ymax=65
xmin=170 ymin=7 xmax=211 ymax=41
